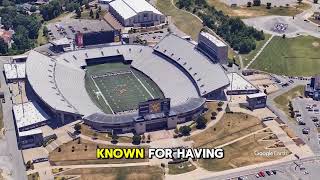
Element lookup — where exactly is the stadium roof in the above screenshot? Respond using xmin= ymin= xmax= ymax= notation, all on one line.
xmin=154 ymin=34 xmax=229 ymax=95
xmin=26 ymin=36 xmax=228 ymax=119
xmin=109 ymin=0 xmax=162 ymax=20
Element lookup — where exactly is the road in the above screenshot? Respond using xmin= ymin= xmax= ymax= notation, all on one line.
xmin=266 ymin=79 xmax=320 ymax=156
xmin=0 ymin=56 xmax=27 ymax=180
xmin=243 ymin=0 xmax=320 ymax=38
xmin=201 ymin=156 xmax=320 ymax=180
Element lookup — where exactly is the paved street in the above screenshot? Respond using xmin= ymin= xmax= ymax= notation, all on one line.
xmin=292 ymin=98 xmax=320 ymax=154
xmin=266 ymin=79 xmax=320 ymax=156
xmin=243 ymin=1 xmax=320 ymax=38
xmin=0 ymin=56 xmax=27 ymax=180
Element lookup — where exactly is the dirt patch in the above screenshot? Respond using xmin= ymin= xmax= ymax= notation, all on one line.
xmin=312 ymin=42 xmax=319 ymax=47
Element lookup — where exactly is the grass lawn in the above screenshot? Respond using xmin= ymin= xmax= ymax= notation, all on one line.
xmin=49 ymin=138 xmax=148 ymax=166
xmin=186 ymin=113 xmax=265 ymax=148
xmin=198 ymin=132 xmax=291 ymax=171
xmin=58 ymin=166 xmax=164 ymax=180
xmin=156 ymin=0 xmax=203 ymax=40
xmin=241 ymin=34 xmax=272 ymax=66
xmin=80 ymin=124 xmax=132 ymax=143
xmin=37 ymin=25 xmax=48 ymax=46
xmin=273 ymin=85 xmax=304 ymax=120
xmin=168 ymin=161 xmax=196 ymax=174
xmin=249 ymin=36 xmax=320 ymax=76
xmin=206 ymin=0 xmax=310 ymax=18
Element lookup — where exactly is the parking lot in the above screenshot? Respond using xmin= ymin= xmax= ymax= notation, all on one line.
xmin=292 ymin=98 xmax=320 ymax=154
xmin=46 ymin=19 xmax=114 ymax=41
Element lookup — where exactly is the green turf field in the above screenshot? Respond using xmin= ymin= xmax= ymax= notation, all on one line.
xmin=249 ymin=36 xmax=320 ymax=76
xmin=85 ymin=63 xmax=164 ymax=114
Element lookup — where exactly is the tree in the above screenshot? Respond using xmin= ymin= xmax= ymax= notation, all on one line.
xmin=147 ymin=134 xmax=151 ymax=142
xmin=76 ymin=8 xmax=81 ymax=18
xmin=111 ymin=133 xmax=118 ymax=144
xmin=84 ymin=0 xmax=90 ymax=9
xmin=282 ymin=34 xmax=286 ymax=39
xmin=132 ymin=134 xmax=141 ymax=144
xmin=266 ymin=2 xmax=272 ymax=9
xmin=95 ymin=11 xmax=100 ymax=19
xmin=90 ymin=9 xmax=94 ymax=18
xmin=30 ymin=6 xmax=37 ymax=13
xmin=297 ymin=0 xmax=303 ymax=4
xmin=74 ymin=123 xmax=81 ymax=133
xmin=179 ymin=126 xmax=191 ymax=136
xmin=43 ymin=26 xmax=49 ymax=37
xmin=177 ymin=0 xmax=192 ymax=10
xmin=195 ymin=116 xmax=207 ymax=129
xmin=253 ymin=0 xmax=261 ymax=6
xmin=247 ymin=1 xmax=252 ymax=7
xmin=0 ymin=38 xmax=8 ymax=55
xmin=92 ymin=132 xmax=98 ymax=139
xmin=25 ymin=161 xmax=32 ymax=170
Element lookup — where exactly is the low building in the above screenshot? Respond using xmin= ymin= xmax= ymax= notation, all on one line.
xmin=3 ymin=62 xmax=26 ymax=82
xmin=18 ymin=129 xmax=43 ymax=149
xmin=305 ymin=75 xmax=320 ymax=100
xmin=197 ymin=31 xmax=228 ymax=64
xmin=13 ymin=101 xmax=50 ymax=132
xmin=246 ymin=92 xmax=267 ymax=110
xmin=109 ymin=0 xmax=166 ymax=27
xmin=50 ymin=38 xmax=74 ymax=52
xmin=226 ymin=73 xmax=259 ymax=95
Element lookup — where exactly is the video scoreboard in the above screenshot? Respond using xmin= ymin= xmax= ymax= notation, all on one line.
xmin=138 ymin=98 xmax=170 ymax=116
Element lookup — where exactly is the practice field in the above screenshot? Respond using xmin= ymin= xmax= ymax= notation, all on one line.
xmin=85 ymin=63 xmax=164 ymax=114
xmin=249 ymin=36 xmax=320 ymax=76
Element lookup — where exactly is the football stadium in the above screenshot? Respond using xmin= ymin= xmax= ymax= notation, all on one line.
xmin=25 ymin=34 xmax=229 ymax=134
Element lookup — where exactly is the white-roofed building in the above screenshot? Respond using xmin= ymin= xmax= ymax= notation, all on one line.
xmin=109 ymin=0 xmax=165 ymax=27
xmin=246 ymin=92 xmax=267 ymax=110
xmin=226 ymin=73 xmax=259 ymax=95
xmin=3 ymin=62 xmax=26 ymax=82
xmin=13 ymin=101 xmax=50 ymax=131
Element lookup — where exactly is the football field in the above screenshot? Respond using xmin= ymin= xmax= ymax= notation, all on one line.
xmin=85 ymin=63 xmax=164 ymax=114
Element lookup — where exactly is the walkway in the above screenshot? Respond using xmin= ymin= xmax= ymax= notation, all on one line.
xmin=244 ymin=34 xmax=274 ymax=69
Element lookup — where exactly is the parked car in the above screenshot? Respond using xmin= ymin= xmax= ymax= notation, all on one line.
xmin=302 ymin=128 xmax=310 ymax=134
xmin=271 ymin=170 xmax=277 ymax=175
xmin=265 ymin=171 xmax=272 ymax=176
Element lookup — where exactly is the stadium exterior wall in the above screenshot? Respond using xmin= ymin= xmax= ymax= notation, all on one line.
xmin=83 ymin=99 xmax=205 ymax=134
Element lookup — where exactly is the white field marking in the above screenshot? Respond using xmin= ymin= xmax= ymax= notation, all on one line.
xmin=90 ymin=76 xmax=115 ymax=114
xmin=131 ymin=71 xmax=154 ymax=99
